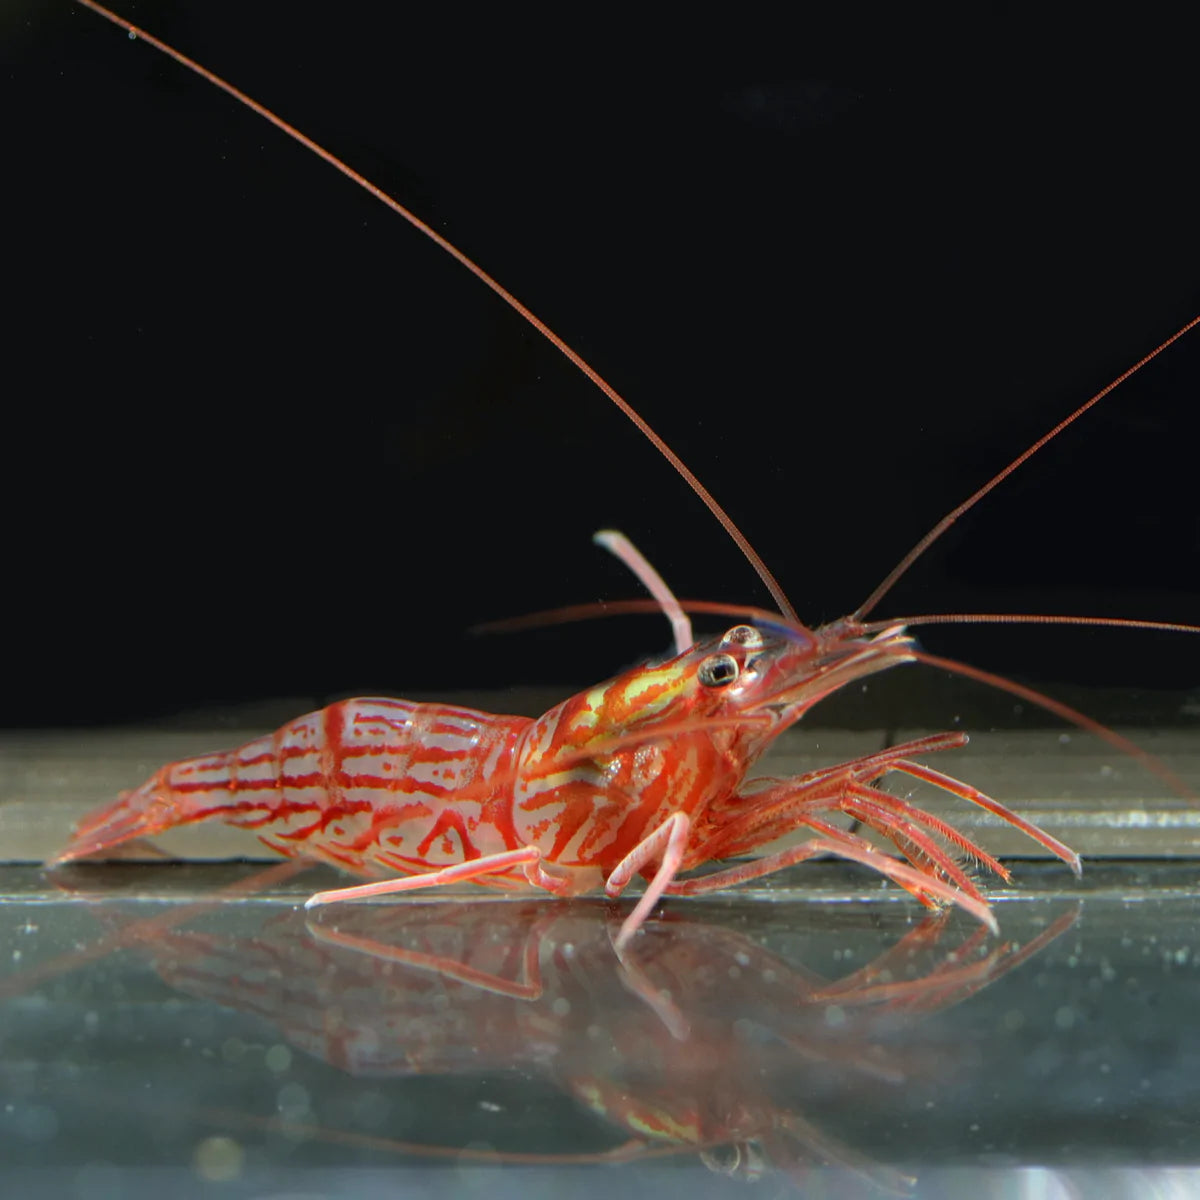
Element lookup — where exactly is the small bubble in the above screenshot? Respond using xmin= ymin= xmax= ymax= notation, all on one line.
xmin=193 ymin=1135 xmax=243 ymax=1183
xmin=264 ymin=1044 xmax=292 ymax=1073
xmin=732 ymin=1017 xmax=756 ymax=1040
xmin=277 ymin=1081 xmax=311 ymax=1119
xmin=1054 ymin=1006 xmax=1076 ymax=1030
xmin=824 ymin=1005 xmax=846 ymax=1028
xmin=551 ymin=997 xmax=571 ymax=1017
xmin=220 ymin=1037 xmax=246 ymax=1064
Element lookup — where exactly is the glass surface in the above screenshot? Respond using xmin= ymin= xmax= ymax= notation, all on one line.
xmin=3 ymin=860 xmax=1199 ymax=1198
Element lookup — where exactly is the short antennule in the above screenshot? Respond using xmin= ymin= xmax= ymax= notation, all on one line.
xmin=593 ymin=530 xmax=693 ymax=653
xmin=852 ymin=315 xmax=1200 ymax=623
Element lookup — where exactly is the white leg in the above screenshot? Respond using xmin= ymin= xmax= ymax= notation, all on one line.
xmin=303 ymin=845 xmax=544 ymax=909
xmin=605 ymin=811 xmax=691 ymax=951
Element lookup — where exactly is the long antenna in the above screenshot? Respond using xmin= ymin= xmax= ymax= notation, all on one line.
xmin=73 ymin=0 xmax=797 ymax=624
xmin=852 ymin=316 xmax=1200 ymax=622
xmin=856 ymin=612 xmax=1200 ymax=637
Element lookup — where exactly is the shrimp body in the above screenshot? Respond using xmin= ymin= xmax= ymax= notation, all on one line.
xmin=55 ymin=617 xmax=1053 ymax=944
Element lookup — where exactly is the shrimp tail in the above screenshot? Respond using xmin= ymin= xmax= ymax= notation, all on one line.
xmin=49 ymin=769 xmax=196 ymax=865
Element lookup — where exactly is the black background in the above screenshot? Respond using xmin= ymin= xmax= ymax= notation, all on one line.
xmin=4 ymin=3 xmax=1198 ymax=726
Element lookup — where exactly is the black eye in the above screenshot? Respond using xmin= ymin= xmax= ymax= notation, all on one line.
xmin=721 ymin=624 xmax=763 ymax=649
xmin=698 ymin=653 xmax=739 ymax=687
xmin=701 ymin=1144 xmax=743 ymax=1175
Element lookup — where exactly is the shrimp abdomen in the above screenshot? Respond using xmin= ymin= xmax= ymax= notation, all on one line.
xmin=50 ymin=698 xmax=532 ymax=871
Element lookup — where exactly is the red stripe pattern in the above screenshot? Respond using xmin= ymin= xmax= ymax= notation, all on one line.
xmin=69 ymin=622 xmax=946 ymax=896
xmin=157 ymin=699 xmax=531 ymax=876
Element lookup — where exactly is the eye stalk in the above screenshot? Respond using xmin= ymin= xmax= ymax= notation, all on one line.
xmin=747 ymin=613 xmax=818 ymax=657
xmin=698 ymin=653 xmax=740 ymax=688
xmin=720 ymin=624 xmax=763 ymax=649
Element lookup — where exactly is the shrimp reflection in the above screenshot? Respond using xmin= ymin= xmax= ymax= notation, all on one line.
xmin=52 ymin=878 xmax=1074 ymax=1191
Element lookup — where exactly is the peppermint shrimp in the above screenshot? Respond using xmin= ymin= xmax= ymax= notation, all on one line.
xmin=40 ymin=4 xmax=1200 ymax=949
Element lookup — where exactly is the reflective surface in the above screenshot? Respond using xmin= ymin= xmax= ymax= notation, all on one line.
xmin=3 ymin=861 xmax=1199 ymax=1197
